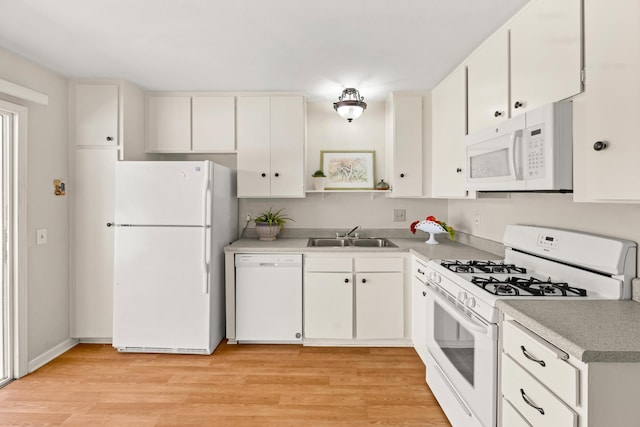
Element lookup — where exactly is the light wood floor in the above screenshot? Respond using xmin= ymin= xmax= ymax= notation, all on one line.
xmin=0 ymin=341 xmax=451 ymax=426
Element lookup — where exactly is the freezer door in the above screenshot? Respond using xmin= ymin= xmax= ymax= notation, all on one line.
xmin=115 ymin=161 xmax=210 ymax=226
xmin=113 ymin=226 xmax=212 ymax=352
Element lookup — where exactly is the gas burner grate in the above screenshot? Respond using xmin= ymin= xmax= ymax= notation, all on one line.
xmin=470 ymin=275 xmax=588 ymax=297
xmin=440 ymin=260 xmax=527 ymax=274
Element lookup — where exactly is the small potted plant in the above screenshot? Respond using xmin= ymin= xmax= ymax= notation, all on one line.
xmin=312 ymin=169 xmax=326 ymax=191
xmin=254 ymin=207 xmax=293 ymax=241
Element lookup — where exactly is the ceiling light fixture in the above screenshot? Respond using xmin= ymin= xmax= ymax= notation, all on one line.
xmin=333 ymin=88 xmax=367 ymax=122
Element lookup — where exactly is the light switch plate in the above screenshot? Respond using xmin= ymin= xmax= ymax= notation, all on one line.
xmin=393 ymin=209 xmax=406 ymax=222
xmin=36 ymin=228 xmax=47 ymax=245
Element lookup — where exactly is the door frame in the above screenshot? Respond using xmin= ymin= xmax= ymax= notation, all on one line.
xmin=0 ymin=99 xmax=29 ymax=381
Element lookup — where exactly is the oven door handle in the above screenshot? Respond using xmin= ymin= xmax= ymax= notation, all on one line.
xmin=428 ymin=284 xmax=495 ymax=338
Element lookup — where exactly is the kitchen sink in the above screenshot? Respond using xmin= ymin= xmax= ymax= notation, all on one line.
xmin=307 ymin=237 xmax=397 ymax=248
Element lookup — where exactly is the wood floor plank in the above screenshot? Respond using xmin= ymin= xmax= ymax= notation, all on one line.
xmin=0 ymin=341 xmax=451 ymax=426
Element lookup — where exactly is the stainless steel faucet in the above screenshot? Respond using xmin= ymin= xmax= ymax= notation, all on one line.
xmin=346 ymin=225 xmax=360 ymax=237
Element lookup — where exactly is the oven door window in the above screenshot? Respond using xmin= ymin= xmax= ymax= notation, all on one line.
xmin=433 ymin=302 xmax=476 ymax=386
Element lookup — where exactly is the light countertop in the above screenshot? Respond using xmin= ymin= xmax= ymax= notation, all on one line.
xmin=498 ymin=299 xmax=640 ymax=363
xmin=224 ymin=237 xmax=500 ymax=263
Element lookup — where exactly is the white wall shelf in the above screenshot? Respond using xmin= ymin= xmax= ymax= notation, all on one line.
xmin=305 ymin=190 xmax=391 ymax=200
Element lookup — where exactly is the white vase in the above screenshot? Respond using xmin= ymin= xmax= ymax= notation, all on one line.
xmin=313 ymin=177 xmax=326 ymax=191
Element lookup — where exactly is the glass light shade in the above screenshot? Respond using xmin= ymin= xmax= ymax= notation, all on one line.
xmin=333 ymin=88 xmax=367 ymax=122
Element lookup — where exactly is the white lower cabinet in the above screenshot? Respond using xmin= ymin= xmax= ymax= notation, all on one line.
xmin=500 ymin=316 xmax=640 ymax=426
xmin=304 ymin=255 xmax=405 ymax=342
xmin=411 ymin=257 xmax=428 ymax=364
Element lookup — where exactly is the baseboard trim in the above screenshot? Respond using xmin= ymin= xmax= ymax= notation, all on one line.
xmin=28 ymin=338 xmax=79 ymax=373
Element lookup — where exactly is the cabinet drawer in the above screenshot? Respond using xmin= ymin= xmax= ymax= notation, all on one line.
xmin=502 ymin=355 xmax=577 ymax=427
xmin=502 ymin=398 xmax=532 ymax=427
xmin=503 ymin=320 xmax=578 ymax=406
xmin=355 ymin=257 xmax=403 ymax=272
xmin=304 ymin=257 xmax=352 ymax=272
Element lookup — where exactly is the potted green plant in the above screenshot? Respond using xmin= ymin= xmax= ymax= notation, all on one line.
xmin=254 ymin=207 xmax=293 ymax=241
xmin=312 ymin=169 xmax=326 ymax=191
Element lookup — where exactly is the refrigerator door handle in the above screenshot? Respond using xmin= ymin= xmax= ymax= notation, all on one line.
xmin=203 ymin=226 xmax=211 ymax=294
xmin=202 ymin=162 xmax=211 ymax=227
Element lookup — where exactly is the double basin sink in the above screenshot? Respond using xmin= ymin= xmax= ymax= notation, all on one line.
xmin=307 ymin=237 xmax=397 ymax=248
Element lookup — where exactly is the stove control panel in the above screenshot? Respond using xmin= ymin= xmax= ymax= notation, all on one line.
xmin=537 ymin=233 xmax=559 ymax=249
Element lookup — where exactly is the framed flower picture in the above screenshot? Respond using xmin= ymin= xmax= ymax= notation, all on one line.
xmin=320 ymin=150 xmax=376 ymax=190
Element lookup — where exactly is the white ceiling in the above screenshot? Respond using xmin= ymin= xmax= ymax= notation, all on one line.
xmin=0 ymin=0 xmax=529 ymax=101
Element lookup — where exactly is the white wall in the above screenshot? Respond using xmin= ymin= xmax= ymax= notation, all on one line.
xmin=0 ymin=47 xmax=70 ymax=362
xmin=241 ymin=99 xmax=448 ymax=231
xmin=449 ymin=193 xmax=640 ymax=263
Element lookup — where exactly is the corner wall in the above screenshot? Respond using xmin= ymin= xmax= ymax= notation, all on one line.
xmin=0 ymin=47 xmax=71 ymax=365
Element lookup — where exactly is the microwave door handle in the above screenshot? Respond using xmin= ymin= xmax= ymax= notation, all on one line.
xmin=511 ymin=130 xmax=523 ymax=180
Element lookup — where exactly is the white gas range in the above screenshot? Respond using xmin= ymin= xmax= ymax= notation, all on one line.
xmin=422 ymin=225 xmax=637 ymax=427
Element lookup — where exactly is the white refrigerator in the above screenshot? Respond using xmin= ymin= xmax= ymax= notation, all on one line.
xmin=112 ymin=161 xmax=237 ymax=354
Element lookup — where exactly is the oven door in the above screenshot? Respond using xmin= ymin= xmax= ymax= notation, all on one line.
xmin=425 ymin=284 xmax=497 ymax=427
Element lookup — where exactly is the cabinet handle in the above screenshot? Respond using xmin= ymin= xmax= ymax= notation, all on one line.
xmin=593 ymin=141 xmax=608 ymax=151
xmin=106 ymin=136 xmax=113 ymax=142
xmin=520 ymin=345 xmax=546 ymax=367
xmin=456 ymin=168 xmax=462 ymax=173
xmin=261 ymin=173 xmax=266 ymax=178
xmin=344 ymin=278 xmax=350 ymax=283
xmin=520 ymin=388 xmax=545 ymax=415
xmin=400 ymin=173 xmax=405 ymax=178
xmin=422 ymin=291 xmax=426 ymax=297
xmin=106 ymin=222 xmax=113 ymax=227
xmin=514 ymin=101 xmax=523 ymax=109
xmin=361 ymin=278 xmax=367 ymax=284
xmin=494 ymin=111 xmax=503 ymax=117
xmin=417 ymin=268 xmax=425 ymax=275
xmin=274 ymin=172 xmax=280 ymax=177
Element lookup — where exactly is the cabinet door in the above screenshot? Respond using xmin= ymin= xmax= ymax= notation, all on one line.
xmin=467 ymin=29 xmax=509 ymax=133
xmin=431 ymin=67 xmax=470 ymax=198
xmin=147 ymin=96 xmax=191 ymax=152
xmin=75 ymin=83 xmax=118 ymax=146
xmin=304 ymin=272 xmax=353 ymax=339
xmin=192 ymin=96 xmax=235 ymax=152
xmin=236 ymin=96 xmax=272 ymax=197
xmin=73 ymin=148 xmax=117 ymax=338
xmin=510 ymin=0 xmax=582 ymax=116
xmin=270 ymin=96 xmax=305 ymax=197
xmin=356 ymin=272 xmax=404 ymax=339
xmin=386 ymin=95 xmax=423 ymax=197
xmin=411 ymin=260 xmax=428 ymax=365
xmin=579 ymin=0 xmax=640 ymax=201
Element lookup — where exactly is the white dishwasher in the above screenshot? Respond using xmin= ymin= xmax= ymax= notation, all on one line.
xmin=235 ymin=253 xmax=303 ymax=343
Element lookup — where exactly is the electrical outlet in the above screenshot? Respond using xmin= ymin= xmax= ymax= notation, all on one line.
xmin=474 ymin=213 xmax=481 ymax=226
xmin=393 ymin=209 xmax=406 ymax=222
xmin=36 ymin=228 xmax=47 ymax=245
xmin=245 ymin=213 xmax=251 ymax=222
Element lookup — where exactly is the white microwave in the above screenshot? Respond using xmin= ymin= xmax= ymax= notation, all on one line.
xmin=465 ymin=102 xmax=573 ymax=192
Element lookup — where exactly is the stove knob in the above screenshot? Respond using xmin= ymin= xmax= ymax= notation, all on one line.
xmin=458 ymin=291 xmax=467 ymax=303
xmin=465 ymin=297 xmax=476 ymax=309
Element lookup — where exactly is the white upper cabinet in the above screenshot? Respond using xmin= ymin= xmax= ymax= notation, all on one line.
xmin=147 ymin=96 xmax=191 ymax=152
xmin=510 ymin=0 xmax=583 ymax=116
xmin=146 ymin=94 xmax=236 ymax=153
xmin=385 ymin=94 xmax=423 ymax=197
xmin=74 ymin=83 xmax=118 ymax=146
xmin=573 ymin=0 xmax=640 ymax=201
xmin=192 ymin=96 xmax=235 ymax=152
xmin=431 ymin=67 xmax=473 ymax=199
xmin=467 ymin=29 xmax=509 ymax=133
xmin=236 ymin=95 xmax=305 ymax=198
